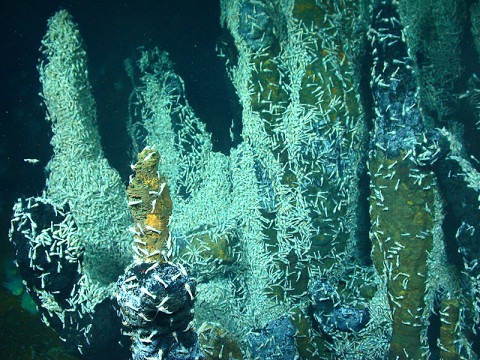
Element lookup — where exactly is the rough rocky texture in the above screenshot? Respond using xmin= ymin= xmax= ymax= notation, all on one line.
xmin=116 ymin=262 xmax=202 ymax=360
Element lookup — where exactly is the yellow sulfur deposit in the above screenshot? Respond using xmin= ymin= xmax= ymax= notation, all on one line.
xmin=127 ymin=148 xmax=173 ymax=262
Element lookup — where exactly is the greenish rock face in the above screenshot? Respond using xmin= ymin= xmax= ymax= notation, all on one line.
xmin=20 ymin=292 xmax=39 ymax=315
xmin=3 ymin=259 xmax=24 ymax=296
xmin=9 ymin=0 xmax=480 ymax=358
